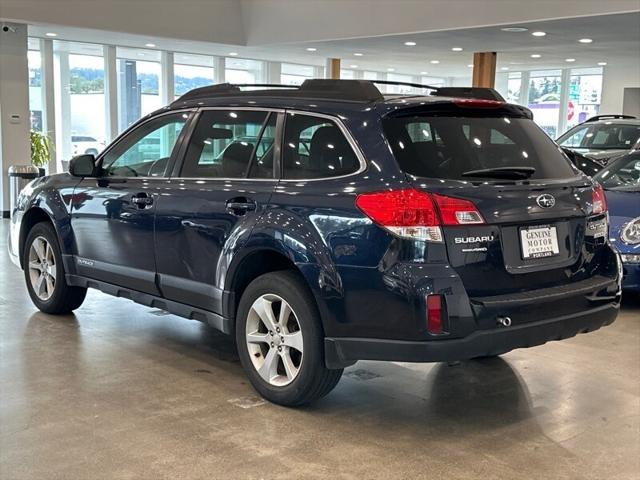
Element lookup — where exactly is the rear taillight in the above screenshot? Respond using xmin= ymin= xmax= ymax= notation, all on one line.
xmin=355 ymin=188 xmax=484 ymax=241
xmin=426 ymin=294 xmax=444 ymax=334
xmin=592 ymin=183 xmax=607 ymax=215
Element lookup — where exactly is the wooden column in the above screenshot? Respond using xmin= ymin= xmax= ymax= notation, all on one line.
xmin=325 ymin=58 xmax=341 ymax=79
xmin=472 ymin=52 xmax=497 ymax=88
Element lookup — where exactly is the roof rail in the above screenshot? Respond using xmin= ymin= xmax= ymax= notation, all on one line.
xmin=171 ymin=79 xmax=506 ymax=105
xmin=585 ymin=114 xmax=637 ymax=122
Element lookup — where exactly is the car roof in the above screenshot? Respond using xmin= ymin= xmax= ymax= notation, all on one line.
xmin=584 ymin=119 xmax=640 ymax=126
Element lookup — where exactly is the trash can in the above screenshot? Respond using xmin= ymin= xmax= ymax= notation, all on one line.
xmin=8 ymin=165 xmax=40 ymax=218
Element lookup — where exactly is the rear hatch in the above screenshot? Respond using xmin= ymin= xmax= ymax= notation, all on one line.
xmin=382 ymin=101 xmax=610 ymax=298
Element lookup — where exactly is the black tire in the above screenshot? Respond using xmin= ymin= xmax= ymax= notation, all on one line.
xmin=23 ymin=221 xmax=87 ymax=314
xmin=235 ymin=271 xmax=343 ymax=406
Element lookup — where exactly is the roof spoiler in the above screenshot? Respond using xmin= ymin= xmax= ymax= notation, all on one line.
xmin=431 ymin=87 xmax=505 ymax=102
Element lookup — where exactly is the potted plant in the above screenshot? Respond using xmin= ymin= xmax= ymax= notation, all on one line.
xmin=30 ymin=130 xmax=53 ymax=176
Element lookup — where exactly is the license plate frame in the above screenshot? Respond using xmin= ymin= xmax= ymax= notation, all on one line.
xmin=519 ymin=224 xmax=560 ymax=260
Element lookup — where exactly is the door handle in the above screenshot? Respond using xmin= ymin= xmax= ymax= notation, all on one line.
xmin=131 ymin=194 xmax=154 ymax=208
xmin=226 ymin=198 xmax=257 ymax=215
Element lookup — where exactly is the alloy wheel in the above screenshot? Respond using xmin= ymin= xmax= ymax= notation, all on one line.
xmin=245 ymin=293 xmax=304 ymax=386
xmin=28 ymin=236 xmax=56 ymax=301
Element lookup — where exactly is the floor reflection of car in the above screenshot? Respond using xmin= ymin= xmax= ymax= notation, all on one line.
xmin=71 ymin=135 xmax=105 ymax=156
xmin=557 ymin=115 xmax=640 ymax=165
xmin=594 ymin=151 xmax=640 ymax=292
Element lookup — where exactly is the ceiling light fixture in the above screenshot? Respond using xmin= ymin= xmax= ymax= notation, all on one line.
xmin=420 ymin=71 xmax=428 ymax=75
xmin=350 ymin=64 xmax=358 ymax=68
xmin=430 ymin=60 xmax=440 ymax=64
xmin=451 ymin=47 xmax=463 ymax=52
xmin=532 ymin=31 xmax=546 ymax=37
xmin=467 ymin=64 xmax=474 ymax=68
xmin=404 ymin=41 xmax=416 ymax=46
xmin=579 ymin=38 xmax=593 ymax=44
xmin=145 ymin=43 xmax=156 ymax=48
xmin=565 ymin=58 xmax=576 ymax=62
xmin=598 ymin=62 xmax=607 ymax=66
xmin=306 ymin=47 xmax=317 ymax=52
xmin=501 ymin=27 xmax=528 ymax=32
xmin=353 ymin=52 xmax=363 ymax=56
xmin=45 ymin=32 xmax=58 ymax=37
xmin=387 ymin=67 xmax=395 ymax=72
xmin=530 ymin=54 xmax=541 ymax=58
xmin=501 ymin=67 xmax=509 ymax=70
xmin=229 ymin=52 xmax=238 ymax=56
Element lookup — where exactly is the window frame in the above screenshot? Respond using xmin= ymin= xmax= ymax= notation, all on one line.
xmin=96 ymin=109 xmax=196 ymax=179
xmin=279 ymin=109 xmax=367 ymax=182
xmin=170 ymin=107 xmax=284 ymax=181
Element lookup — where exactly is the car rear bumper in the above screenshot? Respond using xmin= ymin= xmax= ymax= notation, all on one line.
xmin=324 ymin=298 xmax=619 ymax=368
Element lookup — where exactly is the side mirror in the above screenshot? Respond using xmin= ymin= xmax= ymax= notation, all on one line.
xmin=69 ymin=154 xmax=97 ymax=177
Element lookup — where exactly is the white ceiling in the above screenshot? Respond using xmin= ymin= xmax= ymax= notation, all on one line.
xmin=25 ymin=11 xmax=640 ymax=79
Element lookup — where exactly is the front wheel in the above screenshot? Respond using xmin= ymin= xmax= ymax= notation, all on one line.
xmin=235 ymin=271 xmax=343 ymax=406
xmin=23 ymin=222 xmax=87 ymax=314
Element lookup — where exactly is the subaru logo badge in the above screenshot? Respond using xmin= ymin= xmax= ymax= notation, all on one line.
xmin=536 ymin=194 xmax=555 ymax=208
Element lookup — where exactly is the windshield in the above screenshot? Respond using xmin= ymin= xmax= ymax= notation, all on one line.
xmin=595 ymin=154 xmax=640 ymax=191
xmin=557 ymin=123 xmax=640 ymax=150
xmin=383 ymin=115 xmax=577 ymax=180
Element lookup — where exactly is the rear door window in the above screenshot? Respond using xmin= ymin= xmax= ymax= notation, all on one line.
xmin=383 ymin=115 xmax=577 ymax=180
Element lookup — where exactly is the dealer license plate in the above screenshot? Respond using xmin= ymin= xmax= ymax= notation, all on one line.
xmin=520 ymin=225 xmax=560 ymax=259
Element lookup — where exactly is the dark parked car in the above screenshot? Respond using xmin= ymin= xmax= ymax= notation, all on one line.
xmin=594 ymin=151 xmax=640 ymax=292
xmin=557 ymin=114 xmax=640 ymax=165
xmin=8 ymin=80 xmax=622 ymax=406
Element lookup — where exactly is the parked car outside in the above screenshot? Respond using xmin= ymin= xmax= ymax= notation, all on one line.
xmin=557 ymin=115 xmax=640 ymax=165
xmin=71 ymin=135 xmax=105 ymax=156
xmin=8 ymin=80 xmax=622 ymax=405
xmin=595 ymin=151 xmax=640 ymax=292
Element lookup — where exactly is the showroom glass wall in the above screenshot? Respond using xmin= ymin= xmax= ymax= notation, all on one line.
xmin=496 ymin=67 xmax=604 ymax=139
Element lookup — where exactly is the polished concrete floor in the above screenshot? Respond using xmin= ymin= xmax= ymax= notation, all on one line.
xmin=1 ymin=219 xmax=639 ymax=480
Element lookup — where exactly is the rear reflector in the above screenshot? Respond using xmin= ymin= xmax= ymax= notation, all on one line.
xmin=592 ymin=183 xmax=607 ymax=215
xmin=355 ymin=188 xmax=484 ymax=241
xmin=426 ymin=294 xmax=443 ymax=334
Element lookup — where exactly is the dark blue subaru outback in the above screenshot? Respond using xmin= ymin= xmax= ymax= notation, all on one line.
xmin=8 ymin=80 xmax=622 ymax=406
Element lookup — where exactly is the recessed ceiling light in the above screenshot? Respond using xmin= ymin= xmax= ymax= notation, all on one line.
xmin=530 ymin=54 xmax=541 ymax=58
xmin=598 ymin=62 xmax=607 ymax=66
xmin=579 ymin=38 xmax=593 ymax=43
xmin=565 ymin=58 xmax=576 ymax=62
xmin=349 ymin=64 xmax=358 ymax=68
xmin=430 ymin=60 xmax=440 ymax=64
xmin=229 ymin=52 xmax=238 ymax=56
xmin=467 ymin=64 xmax=474 ymax=68
xmin=501 ymin=27 xmax=528 ymax=32
xmin=532 ymin=31 xmax=546 ymax=37
xmin=145 ymin=43 xmax=156 ymax=48
xmin=353 ymin=52 xmax=363 ymax=56
xmin=45 ymin=32 xmax=57 ymax=37
xmin=404 ymin=41 xmax=416 ymax=46
xmin=306 ymin=47 xmax=317 ymax=52
xmin=420 ymin=71 xmax=428 ymax=75
xmin=387 ymin=67 xmax=395 ymax=72
xmin=501 ymin=67 xmax=509 ymax=70
xmin=451 ymin=47 xmax=463 ymax=52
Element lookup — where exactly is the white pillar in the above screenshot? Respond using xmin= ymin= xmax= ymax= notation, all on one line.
xmin=54 ymin=49 xmax=72 ymax=168
xmin=103 ymin=45 xmax=118 ymax=143
xmin=266 ymin=61 xmax=281 ymax=84
xmin=519 ymin=71 xmax=531 ymax=107
xmin=558 ymin=68 xmax=571 ymax=137
xmin=41 ymin=38 xmax=57 ymax=174
xmin=0 ymin=22 xmax=30 ymax=214
xmin=214 ymin=57 xmax=225 ymax=84
xmin=160 ymin=50 xmax=174 ymax=105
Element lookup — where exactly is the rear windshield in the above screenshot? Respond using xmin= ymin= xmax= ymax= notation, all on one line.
xmin=383 ymin=115 xmax=577 ymax=180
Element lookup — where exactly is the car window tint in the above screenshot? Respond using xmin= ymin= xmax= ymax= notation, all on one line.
xmin=282 ymin=113 xmax=360 ymax=179
xmin=180 ymin=110 xmax=269 ymax=178
xmin=101 ymin=113 xmax=188 ymax=177
xmin=383 ymin=115 xmax=577 ymax=180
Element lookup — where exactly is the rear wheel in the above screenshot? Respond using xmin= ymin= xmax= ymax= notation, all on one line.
xmin=236 ymin=271 xmax=343 ymax=406
xmin=23 ymin=222 xmax=87 ymax=314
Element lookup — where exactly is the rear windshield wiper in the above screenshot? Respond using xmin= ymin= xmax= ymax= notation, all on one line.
xmin=461 ymin=166 xmax=536 ymax=179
